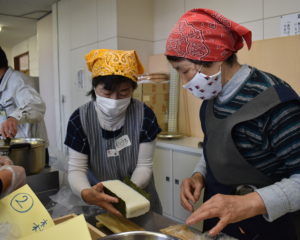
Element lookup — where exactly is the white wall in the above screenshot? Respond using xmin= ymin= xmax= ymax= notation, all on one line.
xmin=55 ymin=0 xmax=112 ymax=141
xmin=1 ymin=46 xmax=12 ymax=66
xmin=117 ymin=0 xmax=154 ymax=70
xmin=37 ymin=14 xmax=57 ymax=157
xmin=11 ymin=36 xmax=38 ymax=76
xmin=53 ymin=0 xmax=300 ymax=150
xmin=153 ymin=0 xmax=300 ymax=53
xmin=55 ymin=0 xmax=155 ymax=143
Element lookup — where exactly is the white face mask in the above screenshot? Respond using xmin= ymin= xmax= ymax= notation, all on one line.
xmin=96 ymin=95 xmax=131 ymax=117
xmin=183 ymin=69 xmax=222 ymax=100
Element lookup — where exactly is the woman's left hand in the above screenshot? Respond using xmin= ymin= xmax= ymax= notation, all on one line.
xmin=186 ymin=192 xmax=267 ymax=236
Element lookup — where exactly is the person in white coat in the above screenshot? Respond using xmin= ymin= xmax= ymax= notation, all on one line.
xmin=0 ymin=47 xmax=49 ymax=167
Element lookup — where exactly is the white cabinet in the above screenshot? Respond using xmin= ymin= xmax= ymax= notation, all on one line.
xmin=172 ymin=150 xmax=202 ymax=221
xmin=153 ymin=137 xmax=204 ymax=230
xmin=153 ymin=147 xmax=173 ymax=216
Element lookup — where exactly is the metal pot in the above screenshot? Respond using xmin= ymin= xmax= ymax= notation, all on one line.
xmin=0 ymin=138 xmax=45 ymax=175
xmin=99 ymin=231 xmax=180 ymax=240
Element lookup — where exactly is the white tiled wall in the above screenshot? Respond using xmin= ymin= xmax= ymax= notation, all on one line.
xmin=97 ymin=37 xmax=118 ymax=49
xmin=55 ymin=0 xmax=156 ymax=137
xmin=154 ymin=0 xmax=185 ymax=41
xmin=53 ymin=0 xmax=300 ymax=143
xmin=153 ymin=0 xmax=300 ymax=54
xmin=117 ymin=0 xmax=153 ymax=41
xmin=70 ymin=0 xmax=98 ymax=50
xmin=97 ymin=0 xmax=117 ymax=41
xmin=264 ymin=17 xmax=282 ymax=39
xmin=185 ymin=0 xmax=263 ymax=23
xmin=264 ymin=0 xmax=300 ymax=18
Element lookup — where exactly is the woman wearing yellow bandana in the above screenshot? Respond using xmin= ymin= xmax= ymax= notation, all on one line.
xmin=64 ymin=49 xmax=162 ymax=216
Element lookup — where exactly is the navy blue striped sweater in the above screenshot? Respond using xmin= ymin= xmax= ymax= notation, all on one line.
xmin=213 ymin=67 xmax=300 ymax=181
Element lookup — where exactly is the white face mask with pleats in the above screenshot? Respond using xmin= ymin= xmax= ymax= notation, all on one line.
xmin=95 ymin=95 xmax=131 ymax=131
xmin=182 ymin=68 xmax=222 ymax=100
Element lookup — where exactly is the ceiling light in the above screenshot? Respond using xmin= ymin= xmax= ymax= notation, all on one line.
xmin=0 ymin=26 xmax=2 ymax=32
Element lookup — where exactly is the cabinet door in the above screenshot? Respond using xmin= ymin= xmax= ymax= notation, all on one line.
xmin=172 ymin=150 xmax=203 ymax=222
xmin=153 ymin=147 xmax=173 ymax=217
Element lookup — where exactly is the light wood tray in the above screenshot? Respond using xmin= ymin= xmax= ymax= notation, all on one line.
xmin=96 ymin=213 xmax=144 ymax=234
xmin=160 ymin=224 xmax=203 ymax=240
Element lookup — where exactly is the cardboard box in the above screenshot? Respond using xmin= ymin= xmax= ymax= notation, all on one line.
xmin=143 ymin=93 xmax=168 ymax=105
xmin=142 ymin=82 xmax=169 ymax=95
xmin=54 ymin=214 xmax=106 ymax=240
xmin=145 ymin=54 xmax=172 ymax=132
xmin=143 ymin=93 xmax=169 ymax=131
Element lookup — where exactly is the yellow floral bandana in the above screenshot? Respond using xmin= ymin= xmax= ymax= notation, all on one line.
xmin=85 ymin=49 xmax=144 ymax=81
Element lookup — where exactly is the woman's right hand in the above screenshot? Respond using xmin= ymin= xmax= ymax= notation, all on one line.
xmin=0 ymin=156 xmax=13 ymax=166
xmin=180 ymin=172 xmax=205 ymax=212
xmin=81 ymin=182 xmax=123 ymax=217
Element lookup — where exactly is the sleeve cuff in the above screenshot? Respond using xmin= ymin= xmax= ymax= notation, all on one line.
xmin=255 ymin=183 xmax=290 ymax=222
xmin=255 ymin=175 xmax=300 ymax=222
xmin=8 ymin=110 xmax=23 ymax=121
xmin=192 ymin=150 xmax=206 ymax=178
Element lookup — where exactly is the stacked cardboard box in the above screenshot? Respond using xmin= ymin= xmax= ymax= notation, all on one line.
xmin=133 ymin=84 xmax=143 ymax=101
xmin=133 ymin=54 xmax=171 ymax=131
xmin=142 ymin=82 xmax=169 ymax=131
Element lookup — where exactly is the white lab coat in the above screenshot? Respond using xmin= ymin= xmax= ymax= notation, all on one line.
xmin=0 ymin=67 xmax=48 ymax=147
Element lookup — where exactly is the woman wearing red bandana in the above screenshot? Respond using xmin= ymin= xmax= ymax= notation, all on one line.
xmin=165 ymin=9 xmax=300 ymax=240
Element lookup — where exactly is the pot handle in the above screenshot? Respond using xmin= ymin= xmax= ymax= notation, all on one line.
xmin=9 ymin=143 xmax=31 ymax=152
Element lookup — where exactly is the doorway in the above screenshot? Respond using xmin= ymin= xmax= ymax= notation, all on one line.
xmin=14 ymin=52 xmax=30 ymax=75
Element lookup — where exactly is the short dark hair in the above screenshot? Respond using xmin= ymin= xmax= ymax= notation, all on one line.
xmin=166 ymin=53 xmax=237 ymax=67
xmin=0 ymin=47 xmax=8 ymax=69
xmin=87 ymin=75 xmax=138 ymax=100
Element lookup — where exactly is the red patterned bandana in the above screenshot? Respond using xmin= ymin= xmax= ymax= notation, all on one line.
xmin=165 ymin=8 xmax=252 ymax=61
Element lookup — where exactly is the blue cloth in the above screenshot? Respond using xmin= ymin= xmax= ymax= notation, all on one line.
xmin=64 ymin=103 xmax=161 ymax=154
xmin=213 ymin=68 xmax=300 ymax=180
xmin=200 ymin=72 xmax=299 ymax=239
xmin=203 ymin=166 xmax=297 ymax=240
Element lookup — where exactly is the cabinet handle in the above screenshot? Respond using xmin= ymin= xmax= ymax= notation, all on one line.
xmin=175 ymin=179 xmax=179 ymax=185
xmin=165 ymin=176 xmax=170 ymax=182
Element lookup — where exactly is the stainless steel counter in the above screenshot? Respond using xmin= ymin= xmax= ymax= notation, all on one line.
xmin=29 ymin=172 xmax=179 ymax=231
xmin=130 ymin=211 xmax=179 ymax=232
xmin=86 ymin=210 xmax=181 ymax=236
xmin=28 ymin=171 xmax=196 ymax=235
